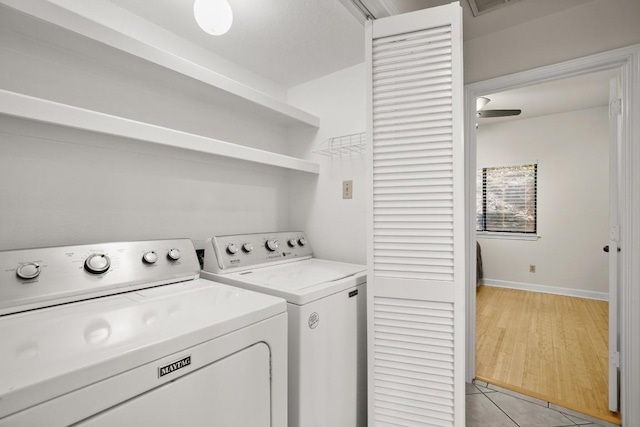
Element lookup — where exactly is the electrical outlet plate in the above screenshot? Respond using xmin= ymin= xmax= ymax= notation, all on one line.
xmin=343 ymin=180 xmax=353 ymax=199
xmin=529 ymin=264 xmax=536 ymax=273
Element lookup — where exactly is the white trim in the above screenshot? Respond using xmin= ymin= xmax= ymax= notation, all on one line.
xmin=476 ymin=232 xmax=540 ymax=241
xmin=477 ymin=159 xmax=538 ymax=168
xmin=480 ymin=279 xmax=609 ymax=301
xmin=364 ymin=19 xmax=375 ymax=427
xmin=451 ymin=6 xmax=467 ymax=425
xmin=464 ymin=43 xmax=640 ymax=426
xmin=0 ymin=90 xmax=320 ymax=174
xmin=619 ymin=42 xmax=640 ymax=427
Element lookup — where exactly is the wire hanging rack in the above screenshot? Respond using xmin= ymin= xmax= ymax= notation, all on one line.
xmin=311 ymin=132 xmax=366 ymax=157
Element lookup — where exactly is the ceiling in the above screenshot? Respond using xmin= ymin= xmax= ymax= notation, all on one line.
xmin=105 ymin=0 xmax=364 ymax=88
xmin=105 ymin=0 xmax=596 ymax=88
xmin=390 ymin=0 xmax=595 ymax=40
xmin=478 ymin=68 xmax=617 ymax=125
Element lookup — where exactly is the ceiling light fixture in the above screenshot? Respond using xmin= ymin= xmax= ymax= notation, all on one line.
xmin=193 ymin=0 xmax=233 ymax=36
xmin=476 ymin=96 xmax=522 ymax=119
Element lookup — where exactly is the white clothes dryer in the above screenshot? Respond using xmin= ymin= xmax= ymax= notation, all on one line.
xmin=0 ymin=239 xmax=287 ymax=427
xmin=201 ymin=231 xmax=366 ymax=427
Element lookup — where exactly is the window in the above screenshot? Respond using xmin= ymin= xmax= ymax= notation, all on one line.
xmin=476 ymin=163 xmax=537 ymax=234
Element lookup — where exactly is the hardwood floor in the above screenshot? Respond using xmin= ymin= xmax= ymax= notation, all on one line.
xmin=476 ymin=285 xmax=621 ymax=425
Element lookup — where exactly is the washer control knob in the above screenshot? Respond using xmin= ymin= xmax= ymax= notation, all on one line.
xmin=226 ymin=243 xmax=239 ymax=255
xmin=298 ymin=237 xmax=307 ymax=246
xmin=242 ymin=243 xmax=254 ymax=253
xmin=288 ymin=239 xmax=298 ymax=247
xmin=143 ymin=251 xmax=158 ymax=264
xmin=84 ymin=254 xmax=111 ymax=274
xmin=16 ymin=262 xmax=41 ymax=280
xmin=167 ymin=248 xmax=181 ymax=261
xmin=265 ymin=239 xmax=279 ymax=252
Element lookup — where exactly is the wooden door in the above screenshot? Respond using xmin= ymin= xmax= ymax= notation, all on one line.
xmin=365 ymin=3 xmax=465 ymax=425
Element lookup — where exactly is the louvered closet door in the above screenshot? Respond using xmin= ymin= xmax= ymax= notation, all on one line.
xmin=365 ymin=3 xmax=464 ymax=426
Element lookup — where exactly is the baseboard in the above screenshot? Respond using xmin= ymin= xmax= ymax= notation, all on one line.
xmin=480 ymin=279 xmax=608 ymax=301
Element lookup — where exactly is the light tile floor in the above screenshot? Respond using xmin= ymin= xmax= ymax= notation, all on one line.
xmin=466 ymin=381 xmax=611 ymax=427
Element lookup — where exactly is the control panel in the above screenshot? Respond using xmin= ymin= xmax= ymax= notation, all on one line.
xmin=0 ymin=239 xmax=200 ymax=316
xmin=203 ymin=232 xmax=313 ymax=273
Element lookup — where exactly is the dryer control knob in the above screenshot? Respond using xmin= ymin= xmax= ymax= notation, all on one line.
xmin=167 ymin=248 xmax=181 ymax=261
xmin=143 ymin=251 xmax=158 ymax=264
xmin=265 ymin=239 xmax=279 ymax=252
xmin=226 ymin=243 xmax=239 ymax=255
xmin=16 ymin=262 xmax=41 ymax=280
xmin=298 ymin=237 xmax=307 ymax=246
xmin=242 ymin=243 xmax=254 ymax=253
xmin=288 ymin=239 xmax=298 ymax=247
xmin=84 ymin=254 xmax=111 ymax=274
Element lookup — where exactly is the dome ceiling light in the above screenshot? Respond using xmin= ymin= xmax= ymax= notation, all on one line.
xmin=193 ymin=0 xmax=233 ymax=36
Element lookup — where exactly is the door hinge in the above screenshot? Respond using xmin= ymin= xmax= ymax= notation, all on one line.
xmin=610 ymin=225 xmax=620 ymax=242
xmin=610 ymin=98 xmax=622 ymax=116
xmin=612 ymin=351 xmax=620 ymax=368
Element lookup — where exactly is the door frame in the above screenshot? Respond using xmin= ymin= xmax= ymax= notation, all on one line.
xmin=464 ymin=44 xmax=640 ymax=425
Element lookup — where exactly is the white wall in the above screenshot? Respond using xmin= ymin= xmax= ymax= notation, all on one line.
xmin=476 ymin=107 xmax=609 ymax=294
xmin=0 ymin=9 xmax=292 ymax=251
xmin=464 ymin=0 xmax=640 ymax=83
xmin=287 ymin=64 xmax=367 ymax=265
xmin=3 ymin=0 xmax=636 ymax=259
xmin=0 ymin=12 xmax=290 ymax=155
xmin=1 ymin=1 xmax=287 ymax=101
xmin=283 ymin=0 xmax=640 ymax=265
xmin=0 ymin=117 xmax=290 ymax=250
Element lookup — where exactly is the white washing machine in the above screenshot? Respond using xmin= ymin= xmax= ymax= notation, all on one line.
xmin=201 ymin=232 xmax=366 ymax=427
xmin=0 ymin=239 xmax=287 ymax=427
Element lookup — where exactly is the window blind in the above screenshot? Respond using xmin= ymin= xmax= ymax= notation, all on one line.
xmin=476 ymin=163 xmax=537 ymax=233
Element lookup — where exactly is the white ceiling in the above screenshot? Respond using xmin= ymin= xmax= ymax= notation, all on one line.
xmin=105 ymin=0 xmax=596 ymax=88
xmin=105 ymin=0 xmax=364 ymax=88
xmin=391 ymin=0 xmax=595 ymax=40
xmin=478 ymin=68 xmax=617 ymax=125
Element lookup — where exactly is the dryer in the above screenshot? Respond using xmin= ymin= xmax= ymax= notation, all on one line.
xmin=0 ymin=239 xmax=287 ymax=427
xmin=201 ymin=232 xmax=366 ymax=427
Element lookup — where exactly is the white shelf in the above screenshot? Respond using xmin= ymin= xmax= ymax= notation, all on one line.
xmin=0 ymin=0 xmax=320 ymax=129
xmin=0 ymin=90 xmax=320 ymax=174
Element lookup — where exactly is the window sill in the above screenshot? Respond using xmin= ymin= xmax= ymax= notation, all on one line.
xmin=476 ymin=232 xmax=540 ymax=241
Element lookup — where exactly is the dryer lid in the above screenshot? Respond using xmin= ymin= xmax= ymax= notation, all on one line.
xmin=232 ymin=259 xmax=364 ymax=290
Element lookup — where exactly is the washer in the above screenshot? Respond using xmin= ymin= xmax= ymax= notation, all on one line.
xmin=201 ymin=231 xmax=366 ymax=427
xmin=0 ymin=239 xmax=287 ymax=427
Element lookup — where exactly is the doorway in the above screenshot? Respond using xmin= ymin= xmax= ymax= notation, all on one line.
xmin=473 ymin=70 xmax=617 ymax=424
xmin=464 ymin=45 xmax=640 ymax=427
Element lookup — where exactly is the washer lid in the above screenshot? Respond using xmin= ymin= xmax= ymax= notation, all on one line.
xmin=0 ymin=279 xmax=285 ymax=419
xmin=219 ymin=259 xmax=366 ymax=303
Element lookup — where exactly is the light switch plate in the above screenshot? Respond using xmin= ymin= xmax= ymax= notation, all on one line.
xmin=343 ymin=180 xmax=353 ymax=199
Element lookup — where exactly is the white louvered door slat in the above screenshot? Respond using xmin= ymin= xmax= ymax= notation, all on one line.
xmin=366 ymin=3 xmax=464 ymax=426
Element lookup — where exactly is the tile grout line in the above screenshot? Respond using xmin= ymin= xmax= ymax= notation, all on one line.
xmin=477 ymin=381 xmax=618 ymax=427
xmin=479 ymin=386 xmax=580 ymax=427
xmin=483 ymin=391 xmax=523 ymax=427
xmin=474 ymin=381 xmax=603 ymax=426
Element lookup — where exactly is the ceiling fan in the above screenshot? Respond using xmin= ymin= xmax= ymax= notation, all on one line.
xmin=476 ymin=97 xmax=521 ymax=118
